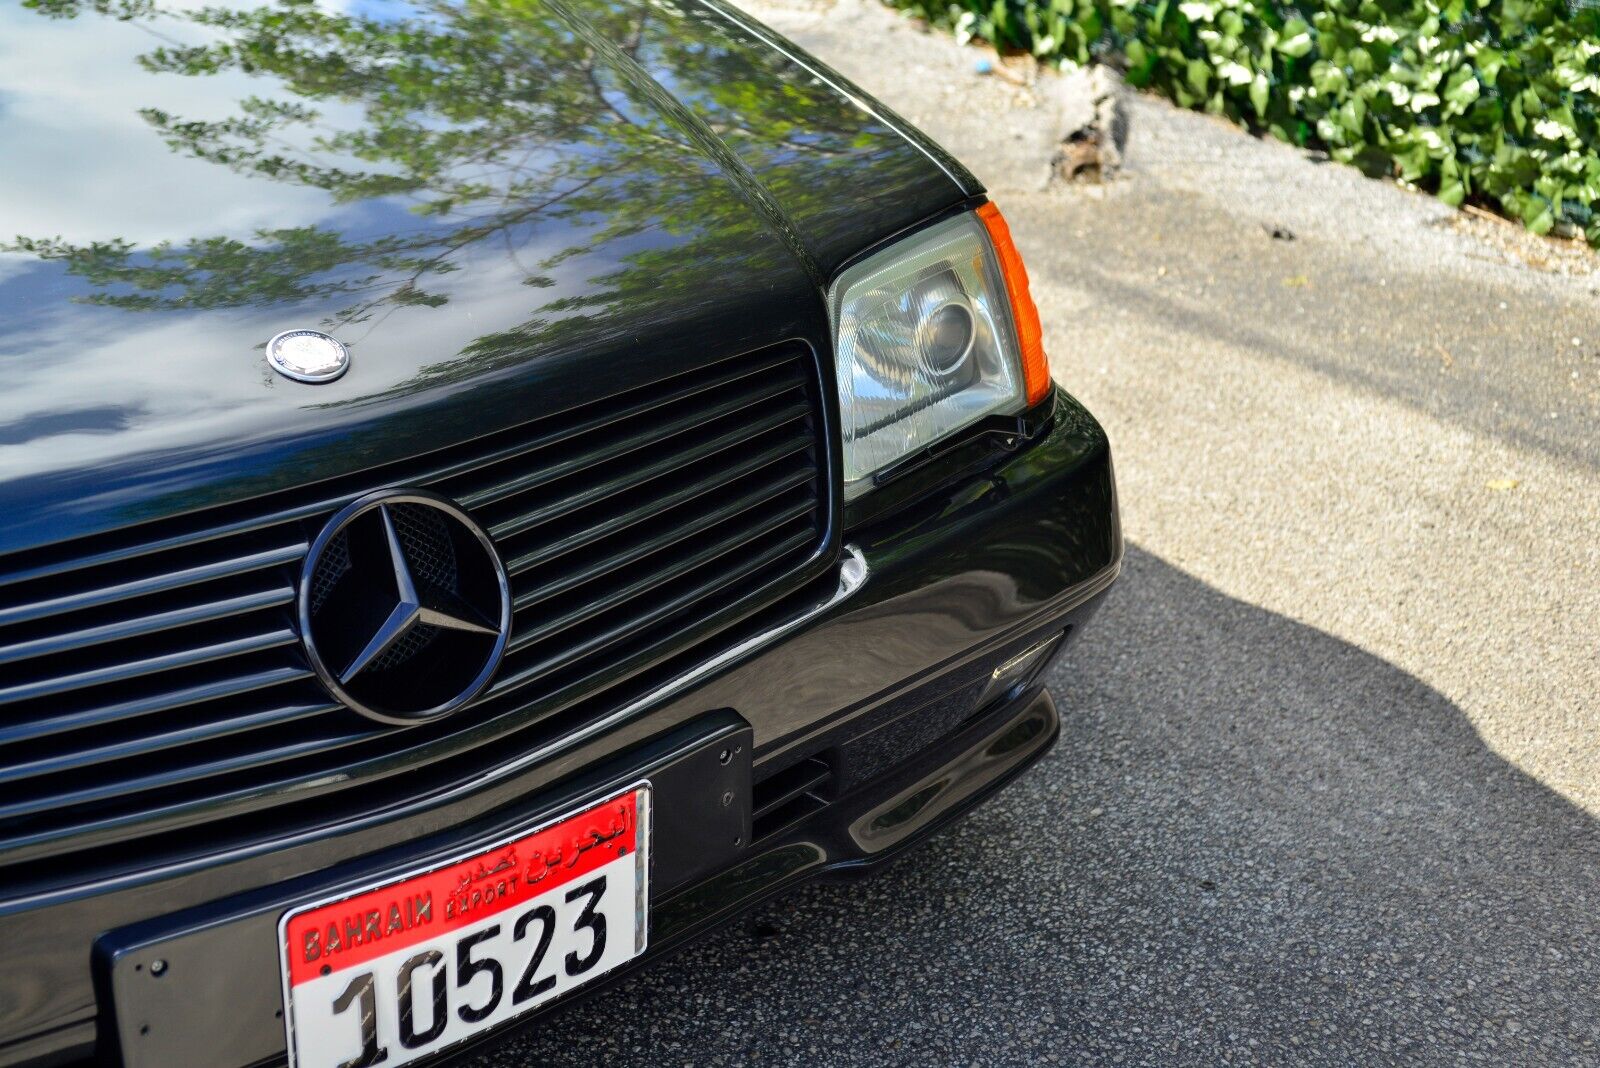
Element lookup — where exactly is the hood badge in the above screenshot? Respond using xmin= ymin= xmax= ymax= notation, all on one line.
xmin=267 ymin=329 xmax=350 ymax=383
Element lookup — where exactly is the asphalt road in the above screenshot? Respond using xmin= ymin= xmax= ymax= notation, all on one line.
xmin=482 ymin=1 xmax=1600 ymax=1062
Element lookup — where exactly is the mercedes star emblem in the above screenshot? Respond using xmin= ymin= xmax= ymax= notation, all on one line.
xmin=299 ymin=489 xmax=512 ymax=725
xmin=267 ymin=329 xmax=351 ymax=383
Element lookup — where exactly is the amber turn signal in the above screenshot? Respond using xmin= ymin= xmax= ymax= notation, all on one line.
xmin=976 ymin=201 xmax=1051 ymax=406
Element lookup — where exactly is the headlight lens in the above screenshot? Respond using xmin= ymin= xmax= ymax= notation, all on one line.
xmin=829 ymin=209 xmax=1045 ymax=499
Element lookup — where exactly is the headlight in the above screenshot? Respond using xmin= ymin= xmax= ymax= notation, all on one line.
xmin=828 ymin=203 xmax=1050 ymax=499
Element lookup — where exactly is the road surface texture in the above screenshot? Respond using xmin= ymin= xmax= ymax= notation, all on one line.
xmin=483 ymin=0 xmax=1600 ymax=1063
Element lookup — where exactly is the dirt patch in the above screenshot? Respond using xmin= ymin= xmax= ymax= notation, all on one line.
xmin=1439 ymin=205 xmax=1600 ymax=279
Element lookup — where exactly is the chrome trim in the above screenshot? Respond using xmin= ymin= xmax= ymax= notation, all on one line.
xmin=448 ymin=546 xmax=868 ymax=797
xmin=6 ymin=547 xmax=870 ymax=910
xmin=266 ymin=329 xmax=350 ymax=384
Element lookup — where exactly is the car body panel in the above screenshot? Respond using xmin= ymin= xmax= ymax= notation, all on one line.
xmin=0 ymin=3 xmax=1124 ymax=1064
xmin=0 ymin=386 xmax=1117 ymax=1064
xmin=0 ymin=0 xmax=962 ymax=556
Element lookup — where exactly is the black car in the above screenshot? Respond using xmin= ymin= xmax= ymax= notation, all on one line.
xmin=0 ymin=0 xmax=1120 ymax=1064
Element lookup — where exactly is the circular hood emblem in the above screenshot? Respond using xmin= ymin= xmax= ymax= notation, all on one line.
xmin=299 ymin=490 xmax=512 ymax=725
xmin=267 ymin=329 xmax=350 ymax=383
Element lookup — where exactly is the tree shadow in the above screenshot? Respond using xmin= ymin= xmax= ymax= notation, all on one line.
xmin=497 ymin=545 xmax=1600 ymax=1066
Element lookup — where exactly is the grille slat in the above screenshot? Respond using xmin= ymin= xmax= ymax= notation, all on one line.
xmin=437 ymin=343 xmax=806 ymax=507
xmin=510 ymin=464 xmax=815 ymax=606
xmin=0 ymin=513 xmax=314 ymax=594
xmin=0 ymin=692 xmax=335 ymax=788
xmin=0 ymin=626 xmax=300 ymax=706
xmin=0 ymin=584 xmax=295 ymax=668
xmin=0 ymin=342 xmax=829 ymax=876
xmin=485 ymin=403 xmax=812 ymax=543
xmin=495 ymin=523 xmax=818 ymax=700
xmin=0 ymin=665 xmax=315 ymax=747
xmin=0 ymin=714 xmax=364 ymax=822
xmin=508 ymin=500 xmax=817 ymax=652
xmin=458 ymin=367 xmax=807 ymax=513
xmin=0 ymin=543 xmax=305 ymax=629
xmin=503 ymin=436 xmax=815 ymax=581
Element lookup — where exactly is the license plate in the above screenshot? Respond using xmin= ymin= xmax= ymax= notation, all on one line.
xmin=279 ymin=784 xmax=650 ymax=1068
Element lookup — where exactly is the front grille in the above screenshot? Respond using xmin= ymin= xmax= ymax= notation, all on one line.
xmin=0 ymin=343 xmax=829 ymax=877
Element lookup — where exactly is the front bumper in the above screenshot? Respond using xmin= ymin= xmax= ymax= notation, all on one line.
xmin=0 ymin=387 xmax=1119 ymax=1067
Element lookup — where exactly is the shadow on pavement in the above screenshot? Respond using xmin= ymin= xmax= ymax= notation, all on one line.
xmin=486 ymin=545 xmax=1600 ymax=1066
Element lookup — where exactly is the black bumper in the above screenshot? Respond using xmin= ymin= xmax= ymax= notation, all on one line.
xmin=0 ymin=388 xmax=1119 ymax=1067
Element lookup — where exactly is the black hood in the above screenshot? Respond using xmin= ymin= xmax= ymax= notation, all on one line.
xmin=0 ymin=0 xmax=969 ymax=554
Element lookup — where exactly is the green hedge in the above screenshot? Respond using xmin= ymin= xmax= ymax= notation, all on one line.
xmin=891 ymin=0 xmax=1600 ymax=243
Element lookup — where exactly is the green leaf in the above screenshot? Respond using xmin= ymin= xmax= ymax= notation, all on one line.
xmin=1311 ymin=60 xmax=1348 ymax=95
xmin=1442 ymin=67 xmax=1480 ymax=114
xmin=1250 ymin=72 xmax=1270 ymax=117
xmin=1276 ymin=17 xmax=1313 ymax=58
xmin=872 ymin=0 xmax=1600 ymax=249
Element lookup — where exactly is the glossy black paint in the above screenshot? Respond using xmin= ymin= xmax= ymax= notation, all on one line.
xmin=414 ymin=682 xmax=1083 ymax=1068
xmin=0 ymin=0 xmax=965 ymax=555
xmin=0 ymin=381 xmax=1119 ymax=1064
xmin=0 ymin=0 xmax=1120 ymax=1063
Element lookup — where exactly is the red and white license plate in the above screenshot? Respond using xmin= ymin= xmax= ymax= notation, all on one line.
xmin=279 ymin=784 xmax=650 ymax=1068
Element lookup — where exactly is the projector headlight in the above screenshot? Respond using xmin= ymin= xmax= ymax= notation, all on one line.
xmin=828 ymin=204 xmax=1050 ymax=499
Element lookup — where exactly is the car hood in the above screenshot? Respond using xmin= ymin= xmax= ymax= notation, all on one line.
xmin=0 ymin=0 xmax=968 ymax=555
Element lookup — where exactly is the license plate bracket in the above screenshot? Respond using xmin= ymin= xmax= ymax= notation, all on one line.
xmin=97 ymin=712 xmax=751 ymax=1068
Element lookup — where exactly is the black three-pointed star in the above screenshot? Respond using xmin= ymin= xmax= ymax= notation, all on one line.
xmin=340 ymin=505 xmax=501 ymax=684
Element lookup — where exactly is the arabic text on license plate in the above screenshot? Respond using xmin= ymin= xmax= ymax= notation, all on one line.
xmin=279 ymin=785 xmax=649 ymax=1068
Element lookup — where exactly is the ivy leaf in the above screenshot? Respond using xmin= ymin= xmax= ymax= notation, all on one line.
xmin=1250 ymin=72 xmax=1270 ymax=117
xmin=1311 ymin=60 xmax=1348 ymax=95
xmin=1442 ymin=67 xmax=1480 ymax=114
xmin=1276 ymin=18 xmax=1313 ymax=58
